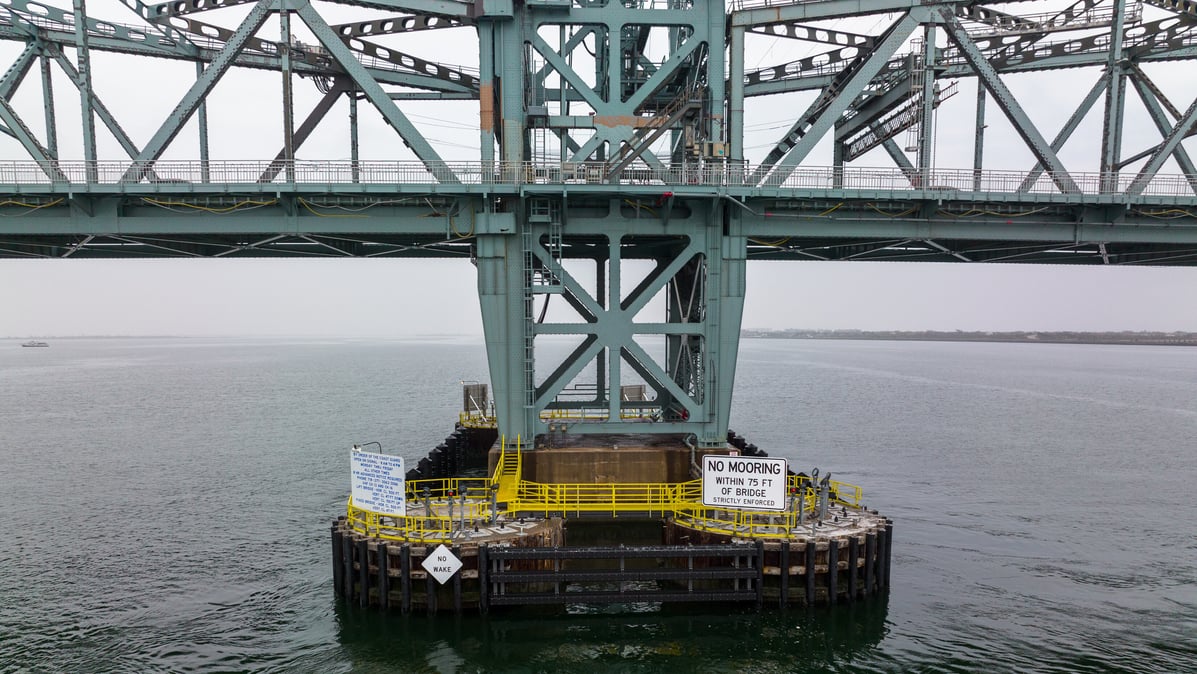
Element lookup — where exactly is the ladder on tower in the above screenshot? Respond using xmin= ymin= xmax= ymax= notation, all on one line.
xmin=526 ymin=199 xmax=564 ymax=292
xmin=491 ymin=435 xmax=523 ymax=504
xmin=522 ymin=224 xmax=538 ymax=408
xmin=522 ymin=199 xmax=564 ymax=412
xmin=904 ymin=42 xmax=925 ymax=153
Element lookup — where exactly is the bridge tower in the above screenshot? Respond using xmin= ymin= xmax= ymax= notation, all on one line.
xmin=473 ymin=0 xmax=742 ymax=451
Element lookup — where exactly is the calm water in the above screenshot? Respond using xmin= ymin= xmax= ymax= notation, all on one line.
xmin=1 ymin=337 xmax=1195 ymax=673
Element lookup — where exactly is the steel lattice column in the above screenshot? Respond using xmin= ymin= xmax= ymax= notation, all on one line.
xmin=476 ymin=199 xmax=745 ymax=448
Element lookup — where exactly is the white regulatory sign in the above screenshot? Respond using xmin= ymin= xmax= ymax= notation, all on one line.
xmin=421 ymin=544 xmax=463 ymax=585
xmin=350 ymin=448 xmax=406 ymax=516
xmin=702 ymin=454 xmax=788 ymax=511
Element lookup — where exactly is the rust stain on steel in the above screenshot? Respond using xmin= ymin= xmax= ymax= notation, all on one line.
xmin=479 ymin=83 xmax=494 ymax=132
xmin=592 ymin=115 xmax=652 ymax=128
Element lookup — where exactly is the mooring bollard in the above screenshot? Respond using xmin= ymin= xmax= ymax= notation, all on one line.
xmin=818 ymin=477 xmax=830 ymax=522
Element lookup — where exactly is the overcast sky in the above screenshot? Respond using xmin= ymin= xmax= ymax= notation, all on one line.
xmin=2 ymin=259 xmax=1194 ymax=338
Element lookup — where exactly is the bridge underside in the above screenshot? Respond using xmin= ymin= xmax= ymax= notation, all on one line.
xmin=3 ymin=190 xmax=1195 ymax=265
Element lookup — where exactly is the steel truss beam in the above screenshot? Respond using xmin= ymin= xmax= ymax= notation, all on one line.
xmin=331 ymin=14 xmax=467 ymax=37
xmin=477 ymin=199 xmax=744 ymax=447
xmin=939 ymin=8 xmax=1079 ymax=194
xmin=297 ymin=3 xmax=457 ymax=182
xmin=1127 ymin=95 xmax=1197 ymax=195
xmin=751 ymin=10 xmax=924 ymax=186
xmin=121 ymin=0 xmax=274 ymax=181
xmin=1127 ymin=71 xmax=1197 ymax=192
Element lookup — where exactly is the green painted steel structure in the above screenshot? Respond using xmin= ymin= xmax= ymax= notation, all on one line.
xmin=1 ymin=0 xmax=1195 ymax=448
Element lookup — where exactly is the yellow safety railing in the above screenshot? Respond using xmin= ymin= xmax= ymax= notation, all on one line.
xmin=405 ymin=477 xmax=492 ymax=501
xmin=347 ymin=497 xmax=493 ymax=543
xmin=539 ymin=408 xmax=658 ymax=422
xmin=673 ymin=499 xmax=819 ymax=538
xmin=513 ymin=479 xmax=703 ymax=517
xmin=459 ymin=409 xmax=658 ymax=428
xmin=787 ymin=474 xmax=863 ymax=508
xmin=346 ymin=447 xmax=865 ymax=541
xmin=458 ymin=411 xmax=496 ymax=429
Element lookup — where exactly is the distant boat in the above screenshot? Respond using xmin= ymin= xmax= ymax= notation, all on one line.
xmin=21 ymin=341 xmax=48 ymax=347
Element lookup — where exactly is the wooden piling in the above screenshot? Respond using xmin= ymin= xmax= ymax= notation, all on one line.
xmin=827 ymin=539 xmax=838 ymax=605
xmin=400 ymin=544 xmax=411 ymax=614
xmin=804 ymin=539 xmax=816 ymax=605
xmin=865 ymin=532 xmax=876 ymax=597
xmin=357 ymin=538 xmax=370 ymax=607
xmin=331 ymin=528 xmax=343 ymax=598
xmin=453 ymin=545 xmax=463 ymax=614
xmin=478 ymin=544 xmax=489 ymax=614
xmin=875 ymin=528 xmax=887 ymax=590
xmin=426 ymin=555 xmax=437 ymax=615
xmin=847 ymin=536 xmax=858 ymax=602
xmin=754 ymin=539 xmax=764 ymax=610
xmin=779 ymin=540 xmax=789 ymax=608
xmin=341 ymin=534 xmax=354 ymax=599
xmin=884 ymin=520 xmax=894 ymax=589
xmin=378 ymin=543 xmax=389 ymax=610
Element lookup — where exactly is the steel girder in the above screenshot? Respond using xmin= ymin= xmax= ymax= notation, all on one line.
xmin=3 ymin=186 xmax=1195 ymax=250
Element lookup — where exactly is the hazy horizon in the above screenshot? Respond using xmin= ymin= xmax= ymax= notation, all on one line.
xmin=8 ymin=326 xmax=1197 ymax=340
xmin=3 ymin=258 xmax=1195 ymax=338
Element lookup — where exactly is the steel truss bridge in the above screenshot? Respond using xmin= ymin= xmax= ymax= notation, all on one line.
xmin=1 ymin=0 xmax=1195 ymax=448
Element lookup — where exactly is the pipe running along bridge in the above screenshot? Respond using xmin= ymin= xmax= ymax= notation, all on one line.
xmin=1 ymin=0 xmax=1195 ymax=451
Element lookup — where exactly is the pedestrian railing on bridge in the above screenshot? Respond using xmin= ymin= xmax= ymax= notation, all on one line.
xmin=0 ymin=159 xmax=1194 ymax=197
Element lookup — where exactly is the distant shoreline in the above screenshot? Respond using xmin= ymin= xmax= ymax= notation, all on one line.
xmin=741 ymin=329 xmax=1197 ymax=346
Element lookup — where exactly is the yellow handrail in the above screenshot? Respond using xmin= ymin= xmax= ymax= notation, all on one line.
xmin=345 ymin=444 xmax=867 ymax=541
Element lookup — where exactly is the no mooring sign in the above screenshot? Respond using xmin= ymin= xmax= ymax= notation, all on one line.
xmin=702 ymin=454 xmax=788 ymax=511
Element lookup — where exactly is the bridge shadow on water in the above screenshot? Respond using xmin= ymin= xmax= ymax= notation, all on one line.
xmin=334 ymin=592 xmax=890 ymax=672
